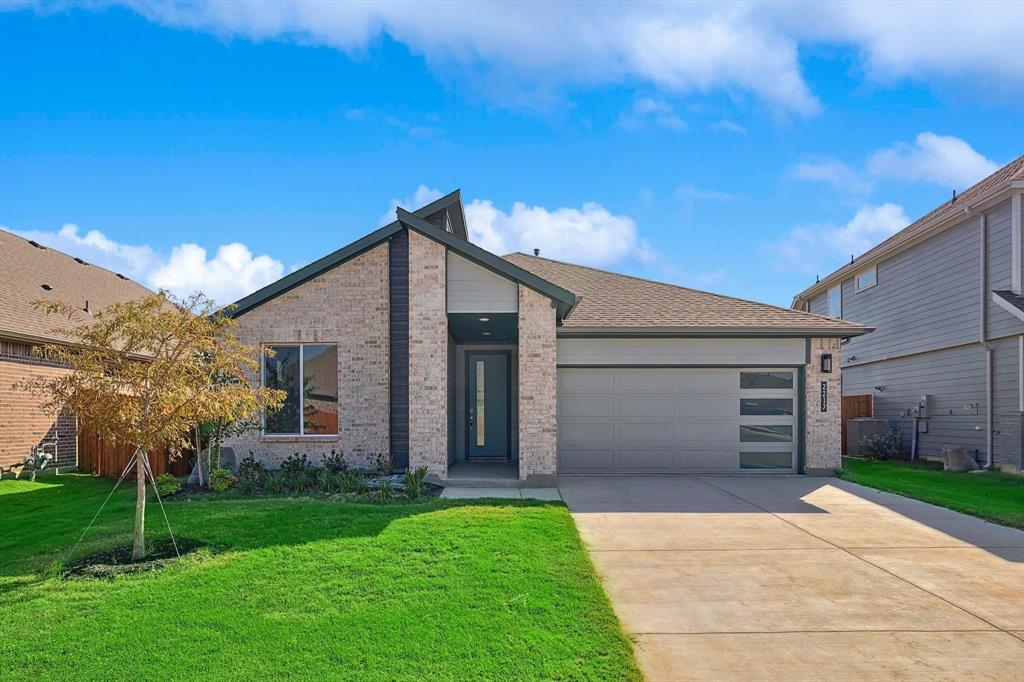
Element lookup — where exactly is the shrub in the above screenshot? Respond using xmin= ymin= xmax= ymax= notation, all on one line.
xmin=238 ymin=452 xmax=265 ymax=482
xmin=339 ymin=469 xmax=366 ymax=494
xmin=154 ymin=473 xmax=181 ymax=498
xmin=404 ymin=466 xmax=428 ymax=500
xmin=279 ymin=453 xmax=311 ymax=494
xmin=314 ymin=468 xmax=336 ymax=493
xmin=322 ymin=449 xmax=347 ymax=474
xmin=375 ymin=478 xmax=394 ymax=502
xmin=375 ymin=452 xmax=394 ymax=476
xmin=238 ymin=477 xmax=257 ymax=496
xmin=265 ymin=471 xmax=286 ymax=495
xmin=859 ymin=426 xmax=904 ymax=460
xmin=210 ymin=468 xmax=238 ymax=492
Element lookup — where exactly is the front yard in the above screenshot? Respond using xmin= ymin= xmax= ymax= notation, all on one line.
xmin=0 ymin=475 xmax=639 ymax=681
xmin=839 ymin=457 xmax=1024 ymax=529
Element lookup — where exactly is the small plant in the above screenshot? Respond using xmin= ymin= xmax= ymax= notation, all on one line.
xmin=859 ymin=426 xmax=904 ymax=460
xmin=315 ymin=468 xmax=336 ymax=493
xmin=265 ymin=471 xmax=286 ymax=494
xmin=375 ymin=452 xmax=394 ymax=476
xmin=154 ymin=473 xmax=181 ymax=498
xmin=374 ymin=478 xmax=395 ymax=502
xmin=238 ymin=452 xmax=265 ymax=482
xmin=279 ymin=453 xmax=311 ymax=494
xmin=404 ymin=466 xmax=428 ymax=500
xmin=339 ymin=469 xmax=366 ymax=494
xmin=210 ymin=468 xmax=238 ymax=493
xmin=238 ymin=477 xmax=258 ymax=497
xmin=322 ymin=449 xmax=347 ymax=474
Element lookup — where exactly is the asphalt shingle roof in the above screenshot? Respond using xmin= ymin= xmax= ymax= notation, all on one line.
xmin=503 ymin=252 xmax=869 ymax=335
xmin=0 ymin=229 xmax=155 ymax=345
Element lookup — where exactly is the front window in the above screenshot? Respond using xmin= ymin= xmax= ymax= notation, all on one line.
xmin=263 ymin=343 xmax=339 ymax=435
xmin=855 ymin=266 xmax=877 ymax=292
xmin=827 ymin=284 xmax=842 ymax=318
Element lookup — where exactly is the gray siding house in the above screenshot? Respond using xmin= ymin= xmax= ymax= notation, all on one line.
xmin=793 ymin=157 xmax=1024 ymax=471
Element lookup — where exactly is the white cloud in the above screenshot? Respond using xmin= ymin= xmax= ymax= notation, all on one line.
xmin=465 ymin=199 xmax=645 ymax=267
xmin=709 ymin=118 xmax=746 ymax=134
xmin=674 ymin=185 xmax=738 ymax=203
xmin=867 ymin=132 xmax=1000 ymax=189
xmin=9 ymin=224 xmax=284 ymax=305
xmin=381 ymin=184 xmax=444 ymax=225
xmin=619 ymin=97 xmax=687 ymax=131
xmin=771 ymin=203 xmax=909 ymax=274
xmin=791 ymin=159 xmax=872 ymax=195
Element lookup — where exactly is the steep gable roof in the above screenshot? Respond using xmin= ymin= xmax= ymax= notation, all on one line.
xmin=0 ymin=229 xmax=155 ymax=345
xmin=503 ymin=252 xmax=869 ymax=337
xmin=794 ymin=155 xmax=1024 ymax=306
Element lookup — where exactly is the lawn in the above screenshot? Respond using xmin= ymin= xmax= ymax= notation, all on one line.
xmin=0 ymin=475 xmax=639 ymax=681
xmin=839 ymin=457 xmax=1024 ymax=529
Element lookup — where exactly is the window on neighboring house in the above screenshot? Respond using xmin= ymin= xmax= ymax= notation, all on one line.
xmin=827 ymin=284 xmax=842 ymax=318
xmin=263 ymin=343 xmax=339 ymax=435
xmin=855 ymin=265 xmax=877 ymax=292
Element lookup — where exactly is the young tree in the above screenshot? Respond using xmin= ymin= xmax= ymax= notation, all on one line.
xmin=22 ymin=292 xmax=284 ymax=560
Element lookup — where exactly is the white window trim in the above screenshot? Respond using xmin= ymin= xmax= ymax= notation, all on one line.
xmin=855 ymin=265 xmax=877 ymax=292
xmin=261 ymin=343 xmax=339 ymax=437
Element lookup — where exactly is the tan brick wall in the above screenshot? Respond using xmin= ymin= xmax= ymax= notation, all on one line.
xmin=407 ymin=230 xmax=448 ymax=476
xmin=517 ymin=285 xmax=557 ymax=479
xmin=223 ymin=244 xmax=390 ymax=469
xmin=805 ymin=336 xmax=842 ymax=474
xmin=0 ymin=355 xmax=77 ymax=469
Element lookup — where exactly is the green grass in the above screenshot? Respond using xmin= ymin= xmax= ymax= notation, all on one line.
xmin=0 ymin=475 xmax=639 ymax=681
xmin=839 ymin=457 xmax=1024 ymax=529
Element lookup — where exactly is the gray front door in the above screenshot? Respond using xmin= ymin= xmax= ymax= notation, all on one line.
xmin=467 ymin=351 xmax=510 ymax=459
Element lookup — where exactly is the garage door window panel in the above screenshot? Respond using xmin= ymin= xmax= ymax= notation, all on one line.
xmin=740 ymin=451 xmax=794 ymax=470
xmin=740 ymin=398 xmax=794 ymax=416
xmin=740 ymin=424 xmax=793 ymax=442
xmin=740 ymin=371 xmax=793 ymax=389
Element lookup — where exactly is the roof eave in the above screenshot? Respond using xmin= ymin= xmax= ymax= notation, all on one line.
xmin=556 ymin=325 xmax=873 ymax=338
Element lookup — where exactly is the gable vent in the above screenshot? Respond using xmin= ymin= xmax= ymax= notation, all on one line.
xmin=28 ymin=240 xmax=46 ymax=249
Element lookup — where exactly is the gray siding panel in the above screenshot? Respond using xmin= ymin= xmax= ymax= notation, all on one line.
xmin=842 ymin=345 xmax=988 ymax=459
xmin=992 ymin=335 xmax=1022 ymax=469
xmin=841 ymin=215 xmax=982 ymax=365
xmin=389 ymin=229 xmax=409 ymax=468
xmin=809 ymin=292 xmax=828 ymax=316
xmin=986 ymin=200 xmax=1023 ymax=340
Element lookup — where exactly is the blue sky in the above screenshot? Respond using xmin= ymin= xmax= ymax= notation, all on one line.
xmin=2 ymin=2 xmax=1022 ymax=307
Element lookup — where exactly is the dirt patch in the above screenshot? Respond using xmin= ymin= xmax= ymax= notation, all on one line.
xmin=62 ymin=538 xmax=213 ymax=579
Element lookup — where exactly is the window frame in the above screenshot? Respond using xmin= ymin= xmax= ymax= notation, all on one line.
xmin=261 ymin=342 xmax=339 ymax=438
xmin=827 ymin=284 xmax=842 ymax=318
xmin=855 ymin=265 xmax=877 ymax=292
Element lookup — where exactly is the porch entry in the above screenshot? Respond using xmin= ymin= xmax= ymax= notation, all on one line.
xmin=466 ymin=351 xmax=511 ymax=459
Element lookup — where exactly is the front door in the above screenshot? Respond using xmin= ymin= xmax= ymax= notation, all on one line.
xmin=466 ymin=351 xmax=510 ymax=459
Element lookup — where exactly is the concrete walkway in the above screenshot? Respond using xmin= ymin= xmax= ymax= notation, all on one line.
xmin=440 ymin=487 xmax=561 ymax=501
xmin=558 ymin=475 xmax=1024 ymax=681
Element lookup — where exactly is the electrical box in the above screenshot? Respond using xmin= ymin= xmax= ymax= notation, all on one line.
xmin=917 ymin=394 xmax=933 ymax=419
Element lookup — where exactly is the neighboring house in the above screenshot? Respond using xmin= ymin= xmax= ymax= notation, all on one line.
xmin=792 ymin=157 xmax=1024 ymax=472
xmin=223 ymin=191 xmax=868 ymax=482
xmin=0 ymin=229 xmax=155 ymax=471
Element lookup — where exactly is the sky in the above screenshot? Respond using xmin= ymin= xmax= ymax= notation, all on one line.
xmin=1 ymin=1 xmax=1022 ymax=308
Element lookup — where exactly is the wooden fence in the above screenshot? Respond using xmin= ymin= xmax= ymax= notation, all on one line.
xmin=841 ymin=395 xmax=874 ymax=455
xmin=78 ymin=425 xmax=193 ymax=479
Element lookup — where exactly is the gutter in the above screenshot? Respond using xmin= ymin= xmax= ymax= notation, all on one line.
xmin=555 ymin=325 xmax=873 ymax=338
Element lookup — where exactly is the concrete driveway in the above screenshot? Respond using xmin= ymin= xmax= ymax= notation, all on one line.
xmin=559 ymin=475 xmax=1024 ymax=681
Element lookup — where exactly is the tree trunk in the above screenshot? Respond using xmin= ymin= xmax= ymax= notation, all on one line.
xmin=131 ymin=451 xmax=146 ymax=560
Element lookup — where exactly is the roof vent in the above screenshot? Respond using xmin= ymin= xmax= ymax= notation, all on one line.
xmin=28 ymin=240 xmax=46 ymax=249
xmin=74 ymin=257 xmax=88 ymax=265
xmin=40 ymin=283 xmax=53 ymax=291
xmin=84 ymin=300 xmax=91 ymax=314
xmin=533 ymin=248 xmax=540 ymax=256
xmin=116 ymin=273 xmax=128 ymax=280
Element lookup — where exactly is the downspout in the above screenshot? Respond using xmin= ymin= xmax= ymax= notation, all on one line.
xmin=976 ymin=209 xmax=994 ymax=469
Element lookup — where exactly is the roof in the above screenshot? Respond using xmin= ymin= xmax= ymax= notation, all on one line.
xmin=503 ymin=252 xmax=870 ymax=337
xmin=0 ymin=229 xmax=155 ymax=346
xmin=228 ymin=192 xmax=578 ymax=319
xmin=794 ymin=155 xmax=1024 ymax=305
xmin=992 ymin=290 xmax=1024 ymax=321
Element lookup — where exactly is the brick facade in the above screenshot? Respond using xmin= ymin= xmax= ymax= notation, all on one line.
xmin=805 ymin=336 xmax=843 ymax=474
xmin=223 ymin=244 xmax=390 ymax=469
xmin=0 ymin=347 xmax=77 ymax=469
xmin=517 ymin=285 xmax=557 ymax=479
xmin=406 ymin=230 xmax=449 ymax=476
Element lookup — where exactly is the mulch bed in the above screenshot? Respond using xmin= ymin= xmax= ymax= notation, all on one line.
xmin=62 ymin=538 xmax=213 ymax=580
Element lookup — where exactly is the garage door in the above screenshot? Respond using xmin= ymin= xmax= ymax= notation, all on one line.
xmin=557 ymin=367 xmax=798 ymax=473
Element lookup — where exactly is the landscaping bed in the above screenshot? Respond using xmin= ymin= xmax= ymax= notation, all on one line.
xmin=0 ymin=475 xmax=640 ymax=681
xmin=839 ymin=457 xmax=1024 ymax=529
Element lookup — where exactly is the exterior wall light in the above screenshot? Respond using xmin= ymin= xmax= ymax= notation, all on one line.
xmin=821 ymin=353 xmax=833 ymax=373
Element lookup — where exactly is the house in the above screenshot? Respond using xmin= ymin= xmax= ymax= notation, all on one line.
xmin=0 ymin=229 xmax=156 ymax=472
xmin=222 ymin=191 xmax=869 ymax=482
xmin=792 ymin=157 xmax=1024 ymax=472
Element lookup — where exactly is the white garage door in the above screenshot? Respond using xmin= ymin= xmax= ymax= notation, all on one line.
xmin=557 ymin=367 xmax=798 ymax=473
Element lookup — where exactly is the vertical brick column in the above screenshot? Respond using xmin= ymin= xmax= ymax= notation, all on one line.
xmin=805 ymin=336 xmax=842 ymax=475
xmin=407 ymin=230 xmax=449 ymax=476
xmin=518 ymin=285 xmax=557 ymax=479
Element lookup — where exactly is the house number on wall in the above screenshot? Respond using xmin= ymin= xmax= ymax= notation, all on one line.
xmin=820 ymin=381 xmax=828 ymax=412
